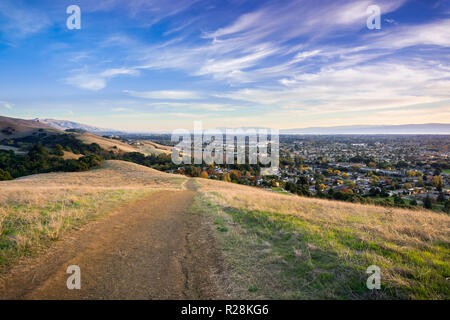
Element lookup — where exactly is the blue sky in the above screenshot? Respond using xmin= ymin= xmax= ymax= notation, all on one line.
xmin=0 ymin=0 xmax=449 ymax=131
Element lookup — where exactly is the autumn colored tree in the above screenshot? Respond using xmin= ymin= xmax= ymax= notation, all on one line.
xmin=222 ymin=173 xmax=231 ymax=182
xmin=432 ymin=175 xmax=444 ymax=188
xmin=200 ymin=171 xmax=209 ymax=179
xmin=230 ymin=170 xmax=242 ymax=180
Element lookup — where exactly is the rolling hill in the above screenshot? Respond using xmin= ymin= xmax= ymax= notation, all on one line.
xmin=32 ymin=118 xmax=120 ymax=134
xmin=193 ymin=177 xmax=450 ymax=299
xmin=74 ymin=132 xmax=173 ymax=156
xmin=0 ymin=160 xmax=187 ymax=271
xmin=0 ymin=159 xmax=448 ymax=299
xmin=0 ymin=116 xmax=55 ymax=139
xmin=0 ymin=115 xmax=172 ymax=157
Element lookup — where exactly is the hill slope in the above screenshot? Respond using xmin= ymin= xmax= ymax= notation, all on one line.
xmin=193 ymin=177 xmax=450 ymax=299
xmin=0 ymin=116 xmax=55 ymax=139
xmin=0 ymin=116 xmax=172 ymax=158
xmin=32 ymin=118 xmax=118 ymax=134
xmin=75 ymin=132 xmax=172 ymax=156
xmin=0 ymin=160 xmax=448 ymax=299
xmin=0 ymin=160 xmax=187 ymax=273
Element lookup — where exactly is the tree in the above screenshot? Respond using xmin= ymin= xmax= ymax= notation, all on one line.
xmin=200 ymin=171 xmax=209 ymax=179
xmin=296 ymin=185 xmax=311 ymax=197
xmin=444 ymin=200 xmax=450 ymax=214
xmin=1 ymin=127 xmax=15 ymax=135
xmin=0 ymin=168 xmax=12 ymax=181
xmin=230 ymin=170 xmax=242 ymax=181
xmin=432 ymin=175 xmax=444 ymax=189
xmin=286 ymin=182 xmax=297 ymax=193
xmin=424 ymin=195 xmax=432 ymax=210
xmin=394 ymin=195 xmax=405 ymax=206
xmin=297 ymin=176 xmax=309 ymax=185
xmin=437 ymin=192 xmax=445 ymax=203
xmin=52 ymin=144 xmax=64 ymax=156
xmin=410 ymin=199 xmax=418 ymax=206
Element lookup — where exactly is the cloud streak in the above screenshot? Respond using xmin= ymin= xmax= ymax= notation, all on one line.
xmin=0 ymin=101 xmax=13 ymax=109
xmin=2 ymin=0 xmax=450 ymax=128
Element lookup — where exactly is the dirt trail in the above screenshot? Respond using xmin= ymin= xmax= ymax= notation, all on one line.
xmin=0 ymin=180 xmax=223 ymax=300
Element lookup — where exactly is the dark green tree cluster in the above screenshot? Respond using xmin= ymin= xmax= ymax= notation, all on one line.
xmin=119 ymin=152 xmax=178 ymax=171
xmin=0 ymin=144 xmax=103 ymax=180
xmin=285 ymin=181 xmax=311 ymax=197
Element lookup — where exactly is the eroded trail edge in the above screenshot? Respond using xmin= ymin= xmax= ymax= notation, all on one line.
xmin=0 ymin=179 xmax=223 ymax=299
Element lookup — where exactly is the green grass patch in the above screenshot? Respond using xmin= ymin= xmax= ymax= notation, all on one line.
xmin=193 ymin=194 xmax=450 ymax=299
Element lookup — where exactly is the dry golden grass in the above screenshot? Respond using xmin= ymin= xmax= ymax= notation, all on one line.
xmin=135 ymin=140 xmax=173 ymax=155
xmin=0 ymin=116 xmax=53 ymax=139
xmin=75 ymin=132 xmax=172 ymax=156
xmin=197 ymin=179 xmax=449 ymax=247
xmin=62 ymin=151 xmax=82 ymax=160
xmin=194 ymin=178 xmax=450 ymax=299
xmin=75 ymin=132 xmax=138 ymax=154
xmin=1 ymin=160 xmax=185 ymax=190
xmin=0 ymin=160 xmax=187 ymax=272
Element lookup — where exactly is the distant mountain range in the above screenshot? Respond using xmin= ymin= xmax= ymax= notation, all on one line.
xmin=280 ymin=123 xmax=450 ymax=134
xmin=192 ymin=124 xmax=450 ymax=134
xmin=28 ymin=118 xmax=450 ymax=135
xmin=32 ymin=118 xmax=122 ymax=135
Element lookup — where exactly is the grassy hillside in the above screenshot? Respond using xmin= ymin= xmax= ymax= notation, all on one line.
xmin=0 ymin=160 xmax=187 ymax=273
xmin=76 ymin=132 xmax=172 ymax=156
xmin=193 ymin=178 xmax=450 ymax=299
xmin=0 ymin=116 xmax=170 ymax=158
xmin=75 ymin=132 xmax=137 ymax=154
xmin=1 ymin=155 xmax=448 ymax=299
xmin=0 ymin=116 xmax=58 ymax=140
xmin=135 ymin=140 xmax=173 ymax=155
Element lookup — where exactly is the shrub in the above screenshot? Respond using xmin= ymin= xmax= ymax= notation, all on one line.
xmin=0 ymin=168 xmax=12 ymax=180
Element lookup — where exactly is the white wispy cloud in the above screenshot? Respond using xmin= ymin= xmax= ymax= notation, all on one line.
xmin=65 ymin=74 xmax=107 ymax=91
xmin=367 ymin=18 xmax=450 ymax=49
xmin=65 ymin=67 xmax=139 ymax=91
xmin=124 ymin=90 xmax=203 ymax=100
xmin=217 ymin=62 xmax=450 ymax=114
xmin=100 ymin=68 xmax=139 ymax=77
xmin=112 ymin=107 xmax=130 ymax=112
xmin=11 ymin=0 xmax=449 ymax=128
xmin=81 ymin=0 xmax=200 ymax=24
xmin=0 ymin=0 xmax=50 ymax=39
xmin=0 ymin=101 xmax=13 ymax=109
xmin=132 ymin=0 xmax=410 ymax=85
xmin=145 ymin=101 xmax=237 ymax=112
